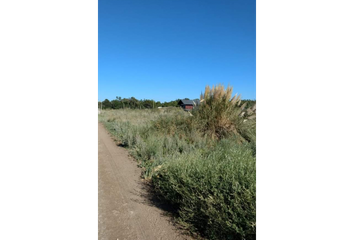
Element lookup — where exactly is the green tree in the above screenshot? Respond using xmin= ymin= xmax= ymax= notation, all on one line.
xmin=102 ymin=99 xmax=111 ymax=109
xmin=121 ymin=98 xmax=130 ymax=108
xmin=141 ymin=99 xmax=153 ymax=108
xmin=129 ymin=97 xmax=139 ymax=109
xmin=111 ymin=99 xmax=121 ymax=109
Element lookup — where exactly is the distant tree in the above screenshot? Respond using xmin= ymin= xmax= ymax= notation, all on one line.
xmin=100 ymin=96 xmax=186 ymax=109
xmin=130 ymin=97 xmax=139 ymax=109
xmin=142 ymin=99 xmax=153 ymax=108
xmin=111 ymin=99 xmax=121 ymax=109
xmin=102 ymin=99 xmax=111 ymax=109
xmin=137 ymin=99 xmax=143 ymax=109
xmin=118 ymin=98 xmax=128 ymax=108
xmin=162 ymin=99 xmax=178 ymax=107
xmin=172 ymin=99 xmax=180 ymax=107
xmin=114 ymin=96 xmax=125 ymax=109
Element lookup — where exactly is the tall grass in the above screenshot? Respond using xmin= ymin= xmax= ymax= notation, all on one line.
xmin=195 ymin=84 xmax=256 ymax=142
xmin=99 ymin=86 xmax=256 ymax=239
xmin=100 ymin=108 xmax=210 ymax=178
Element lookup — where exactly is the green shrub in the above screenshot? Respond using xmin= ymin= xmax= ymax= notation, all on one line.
xmin=152 ymin=140 xmax=256 ymax=240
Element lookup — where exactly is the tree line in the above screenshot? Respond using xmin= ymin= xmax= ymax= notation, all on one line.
xmin=98 ymin=96 xmax=181 ymax=109
xmin=98 ymin=96 xmax=256 ymax=110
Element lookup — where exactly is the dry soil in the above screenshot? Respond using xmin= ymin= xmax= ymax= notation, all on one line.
xmin=98 ymin=122 xmax=192 ymax=240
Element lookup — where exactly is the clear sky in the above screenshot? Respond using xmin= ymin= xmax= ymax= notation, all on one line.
xmin=99 ymin=0 xmax=256 ymax=102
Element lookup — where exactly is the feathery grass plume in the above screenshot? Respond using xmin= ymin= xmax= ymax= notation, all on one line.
xmin=196 ymin=84 xmax=255 ymax=141
xmin=231 ymin=93 xmax=242 ymax=107
xmin=238 ymin=95 xmax=242 ymax=105
xmin=247 ymin=104 xmax=257 ymax=116
xmin=211 ymin=85 xmax=216 ymax=98
xmin=230 ymin=94 xmax=236 ymax=104
xmin=251 ymin=103 xmax=256 ymax=111
xmin=225 ymin=85 xmax=232 ymax=101
xmin=240 ymin=102 xmax=247 ymax=111
xmin=236 ymin=94 xmax=242 ymax=106
xmin=214 ymin=85 xmax=223 ymax=100
xmin=204 ymin=85 xmax=210 ymax=99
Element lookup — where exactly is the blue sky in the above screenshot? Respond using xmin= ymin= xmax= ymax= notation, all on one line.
xmin=99 ymin=0 xmax=256 ymax=102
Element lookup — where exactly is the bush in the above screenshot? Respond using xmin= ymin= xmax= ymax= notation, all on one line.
xmin=194 ymin=84 xmax=256 ymax=142
xmin=152 ymin=140 xmax=256 ymax=240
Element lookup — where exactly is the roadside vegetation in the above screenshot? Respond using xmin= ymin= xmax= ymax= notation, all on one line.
xmin=99 ymin=84 xmax=256 ymax=240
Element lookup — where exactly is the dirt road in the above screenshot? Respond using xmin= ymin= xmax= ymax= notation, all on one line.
xmin=98 ymin=123 xmax=191 ymax=240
